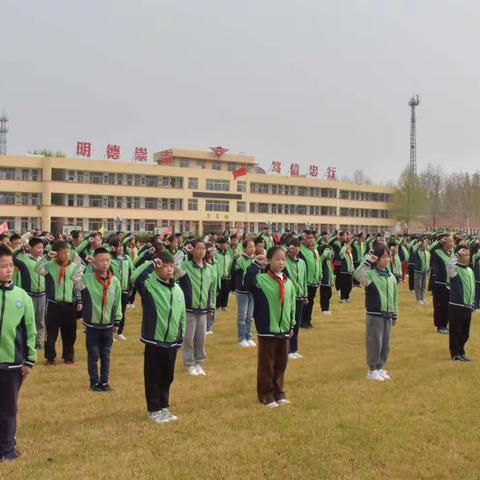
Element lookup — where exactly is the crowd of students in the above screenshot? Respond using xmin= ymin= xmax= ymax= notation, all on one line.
xmin=0 ymin=225 xmax=479 ymax=462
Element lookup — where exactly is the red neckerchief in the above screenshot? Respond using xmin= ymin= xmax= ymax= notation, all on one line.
xmin=267 ymin=271 xmax=288 ymax=304
xmin=95 ymin=272 xmax=113 ymax=311
xmin=57 ymin=261 xmax=69 ymax=286
xmin=130 ymin=248 xmax=136 ymax=260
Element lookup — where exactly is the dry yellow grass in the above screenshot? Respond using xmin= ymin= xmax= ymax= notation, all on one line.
xmin=3 ymin=284 xmax=480 ymax=479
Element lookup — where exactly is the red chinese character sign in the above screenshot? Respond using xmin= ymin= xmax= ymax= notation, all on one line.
xmin=210 ymin=146 xmax=229 ymax=159
xmin=106 ymin=144 xmax=120 ymax=160
xmin=76 ymin=141 xmax=91 ymax=158
xmin=134 ymin=147 xmax=148 ymax=162
xmin=289 ymin=163 xmax=300 ymax=176
xmin=271 ymin=161 xmax=282 ymax=174
xmin=159 ymin=149 xmax=173 ymax=164
xmin=309 ymin=165 xmax=318 ymax=177
xmin=326 ymin=166 xmax=337 ymax=180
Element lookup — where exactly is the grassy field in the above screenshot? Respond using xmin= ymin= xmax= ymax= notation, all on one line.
xmin=3 ymin=283 xmax=480 ymax=480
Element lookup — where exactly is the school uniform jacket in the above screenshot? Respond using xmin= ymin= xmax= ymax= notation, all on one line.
xmin=177 ymin=260 xmax=216 ymax=313
xmin=447 ymin=257 xmax=475 ymax=310
xmin=284 ymin=256 xmax=307 ymax=300
xmin=13 ymin=253 xmax=45 ymax=296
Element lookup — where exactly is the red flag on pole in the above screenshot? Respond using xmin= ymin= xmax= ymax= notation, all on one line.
xmin=232 ymin=165 xmax=247 ymax=179
xmin=0 ymin=222 xmax=8 ymax=234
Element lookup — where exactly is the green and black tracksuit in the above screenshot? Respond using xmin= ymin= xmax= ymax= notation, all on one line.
xmin=430 ymin=247 xmax=452 ymax=330
xmin=36 ymin=256 xmax=84 ymax=363
xmin=244 ymin=262 xmax=295 ymax=405
xmin=319 ymin=247 xmax=334 ymax=312
xmin=110 ymin=254 xmax=134 ymax=334
xmin=177 ymin=260 xmax=216 ymax=314
xmin=447 ymin=257 xmax=475 ymax=357
xmin=338 ymin=245 xmax=354 ymax=300
xmin=299 ymin=244 xmax=321 ymax=327
xmin=472 ymin=251 xmax=480 ymax=309
xmin=233 ymin=254 xmax=254 ymax=294
xmin=132 ymin=261 xmax=187 ymax=411
xmin=0 ymin=282 xmax=36 ymax=456
xmin=285 ymin=256 xmax=307 ymax=353
xmin=215 ymin=250 xmax=233 ymax=309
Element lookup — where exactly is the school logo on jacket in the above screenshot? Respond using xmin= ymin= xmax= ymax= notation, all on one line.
xmin=15 ymin=300 xmax=23 ymax=309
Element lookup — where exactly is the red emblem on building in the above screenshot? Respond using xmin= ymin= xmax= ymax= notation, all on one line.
xmin=210 ymin=146 xmax=229 ymax=159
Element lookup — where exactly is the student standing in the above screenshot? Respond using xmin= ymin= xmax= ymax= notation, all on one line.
xmin=447 ymin=248 xmax=476 ymax=361
xmin=319 ymin=245 xmax=334 ymax=315
xmin=244 ymin=247 xmax=295 ymax=408
xmin=471 ymin=243 xmax=480 ymax=312
xmin=338 ymin=243 xmax=354 ymax=303
xmin=412 ymin=239 xmax=430 ymax=305
xmin=131 ymin=251 xmax=186 ymax=423
xmin=354 ymin=244 xmax=398 ymax=382
xmin=73 ymin=248 xmax=122 ymax=391
xmin=0 ymin=246 xmax=36 ymax=462
xmin=284 ymin=238 xmax=307 ymax=359
xmin=215 ymin=237 xmax=233 ymax=310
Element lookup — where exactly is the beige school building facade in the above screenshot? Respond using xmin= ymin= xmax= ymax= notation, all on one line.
xmin=0 ymin=149 xmax=395 ymax=235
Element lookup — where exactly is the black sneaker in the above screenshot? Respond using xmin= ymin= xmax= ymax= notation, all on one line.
xmin=90 ymin=383 xmax=103 ymax=392
xmin=2 ymin=449 xmax=22 ymax=462
xmin=100 ymin=383 xmax=112 ymax=392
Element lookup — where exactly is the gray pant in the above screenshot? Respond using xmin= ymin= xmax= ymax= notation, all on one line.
xmin=366 ymin=314 xmax=392 ymax=371
xmin=31 ymin=294 xmax=46 ymax=349
xmin=414 ymin=272 xmax=426 ymax=301
xmin=182 ymin=312 xmax=207 ymax=367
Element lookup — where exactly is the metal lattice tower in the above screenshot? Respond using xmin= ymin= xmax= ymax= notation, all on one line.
xmin=408 ymin=95 xmax=420 ymax=175
xmin=0 ymin=113 xmax=8 ymax=155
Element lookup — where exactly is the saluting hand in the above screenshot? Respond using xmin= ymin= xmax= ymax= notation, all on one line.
xmin=48 ymin=251 xmax=57 ymax=258
xmin=154 ymin=258 xmax=163 ymax=268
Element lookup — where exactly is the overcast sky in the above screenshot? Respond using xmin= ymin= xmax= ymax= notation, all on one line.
xmin=2 ymin=0 xmax=479 ymax=182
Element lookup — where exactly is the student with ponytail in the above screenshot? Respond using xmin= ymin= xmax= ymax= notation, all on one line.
xmin=244 ymin=246 xmax=296 ymax=408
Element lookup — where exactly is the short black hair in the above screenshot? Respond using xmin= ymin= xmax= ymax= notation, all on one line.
xmin=71 ymin=230 xmax=83 ymax=240
xmin=9 ymin=234 xmax=21 ymax=243
xmin=153 ymin=250 xmax=175 ymax=264
xmin=254 ymin=236 xmax=265 ymax=246
xmin=0 ymin=245 xmax=13 ymax=259
xmin=266 ymin=246 xmax=283 ymax=259
xmin=190 ymin=238 xmax=205 ymax=248
xmin=286 ymin=237 xmax=300 ymax=248
xmin=52 ymin=240 xmax=68 ymax=253
xmin=29 ymin=238 xmax=44 ymax=248
xmin=109 ymin=238 xmax=122 ymax=248
xmin=94 ymin=247 xmax=110 ymax=256
xmin=218 ymin=237 xmax=228 ymax=245
xmin=242 ymin=238 xmax=254 ymax=249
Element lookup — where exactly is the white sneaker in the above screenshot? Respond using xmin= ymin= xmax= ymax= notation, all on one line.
xmin=367 ymin=370 xmax=385 ymax=382
xmin=295 ymin=352 xmax=304 ymax=359
xmin=378 ymin=369 xmax=392 ymax=380
xmin=277 ymin=399 xmax=290 ymax=406
xmin=187 ymin=366 xmax=199 ymax=376
xmin=322 ymin=310 xmax=332 ymax=315
xmin=288 ymin=353 xmax=297 ymax=360
xmin=162 ymin=408 xmax=178 ymax=422
xmin=195 ymin=365 xmax=206 ymax=376
xmin=148 ymin=410 xmax=170 ymax=424
xmin=247 ymin=339 xmax=256 ymax=347
xmin=340 ymin=299 xmax=348 ymax=304
xmin=117 ymin=334 xmax=127 ymax=341
xmin=205 ymin=330 xmax=213 ymax=335
xmin=239 ymin=340 xmax=250 ymax=347
xmin=265 ymin=402 xmax=279 ymax=408
xmin=475 ymin=309 xmax=480 ymax=313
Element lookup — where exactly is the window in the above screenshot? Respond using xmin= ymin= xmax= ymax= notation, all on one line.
xmin=237 ymin=201 xmax=245 ymax=213
xmin=0 ymin=168 xmax=15 ymax=180
xmin=134 ymin=220 xmax=141 ymax=232
xmin=0 ymin=192 xmax=15 ymax=205
xmin=133 ymin=197 xmax=140 ymax=208
xmin=258 ymin=203 xmax=269 ymax=213
xmin=90 ymin=195 xmax=102 ymax=207
xmin=212 ymin=161 xmax=221 ymax=171
xmin=298 ymin=187 xmax=307 ymax=196
xmin=76 ymin=195 xmax=84 ymax=207
xmin=107 ymin=196 xmax=115 ymax=208
xmin=31 ymin=193 xmax=40 ymax=206
xmin=237 ymin=181 xmax=246 ymax=193
xmin=77 ymin=171 xmax=84 ymax=183
xmin=67 ymin=194 xmax=75 ymax=207
xmin=22 ymin=169 xmax=30 ymax=181
xmin=206 ymin=200 xmax=229 ymax=212
xmin=90 ymin=172 xmax=102 ymax=184
xmin=126 ymin=197 xmax=132 ymax=208
xmin=116 ymin=174 xmax=123 ymax=185
xmin=188 ymin=177 xmax=198 ymax=189
xmin=197 ymin=160 xmax=206 ymax=169
xmin=31 ymin=169 xmax=41 ymax=181
xmin=21 ymin=193 xmax=29 ymax=205
xmin=146 ymin=176 xmax=158 ymax=187
xmin=116 ymin=197 xmax=123 ymax=208
xmin=251 ymin=183 xmax=268 ymax=194
xmin=126 ymin=175 xmax=133 ymax=186
xmin=107 ymin=219 xmax=115 ymax=231
xmin=206 ymin=179 xmax=230 ymax=192
xmin=297 ymin=205 xmax=307 ymax=215
xmin=188 ymin=199 xmax=198 ymax=211
xmin=89 ymin=219 xmax=102 ymax=231
xmin=107 ymin=173 xmax=115 ymax=185
xmin=227 ymin=163 xmax=237 ymax=172
xmin=160 ymin=199 xmax=182 ymax=210
xmin=145 ymin=198 xmax=157 ymax=209
xmin=145 ymin=221 xmax=157 ymax=232
xmin=179 ymin=158 xmax=190 ymax=168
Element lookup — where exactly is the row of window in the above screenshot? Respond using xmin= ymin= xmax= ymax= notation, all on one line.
xmin=0 ymin=168 xmax=42 ymax=181
xmin=339 ymin=208 xmax=389 ymax=218
xmin=339 ymin=190 xmax=391 ymax=202
xmin=165 ymin=158 xmax=251 ymax=173
xmin=0 ymin=192 xmax=42 ymax=206
xmin=250 ymin=183 xmax=338 ymax=198
xmin=249 ymin=203 xmax=338 ymax=216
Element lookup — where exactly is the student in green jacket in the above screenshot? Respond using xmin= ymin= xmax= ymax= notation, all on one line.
xmin=36 ymin=241 xmax=84 ymax=366
xmin=109 ymin=238 xmax=135 ymax=341
xmin=13 ymin=237 xmax=46 ymax=349
xmin=73 ymin=247 xmax=122 ymax=391
xmin=0 ymin=245 xmax=36 ymax=462
xmin=388 ymin=241 xmax=402 ymax=284
xmin=413 ymin=239 xmax=431 ymax=305
xmin=338 ymin=243 xmax=354 ymax=303
xmin=284 ymin=238 xmax=307 ymax=359
xmin=132 ymin=250 xmax=186 ymax=424
xmin=244 ymin=246 xmax=296 ymax=408
xmin=215 ymin=237 xmax=233 ymax=310
xmin=176 ymin=239 xmax=216 ymax=376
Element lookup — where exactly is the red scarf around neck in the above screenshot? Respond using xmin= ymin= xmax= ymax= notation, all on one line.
xmin=267 ymin=271 xmax=288 ymax=304
xmin=95 ymin=272 xmax=113 ymax=310
xmin=57 ymin=261 xmax=69 ymax=286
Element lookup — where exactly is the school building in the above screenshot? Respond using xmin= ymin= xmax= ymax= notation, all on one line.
xmin=0 ymin=148 xmax=395 ymax=235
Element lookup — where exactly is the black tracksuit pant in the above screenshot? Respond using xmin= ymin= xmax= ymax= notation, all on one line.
xmin=144 ymin=344 xmax=178 ymax=412
xmin=45 ymin=301 xmax=77 ymax=362
xmin=448 ymin=304 xmax=472 ymax=357
xmin=433 ymin=284 xmax=450 ymax=329
xmin=118 ymin=292 xmax=129 ymax=335
xmin=0 ymin=368 xmax=22 ymax=456
xmin=337 ymin=273 xmax=353 ymax=300
xmin=216 ymin=278 xmax=231 ymax=309
xmin=289 ymin=299 xmax=304 ymax=353
xmin=408 ymin=264 xmax=415 ymax=291
xmin=301 ymin=285 xmax=318 ymax=326
xmin=320 ymin=285 xmax=332 ymax=312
